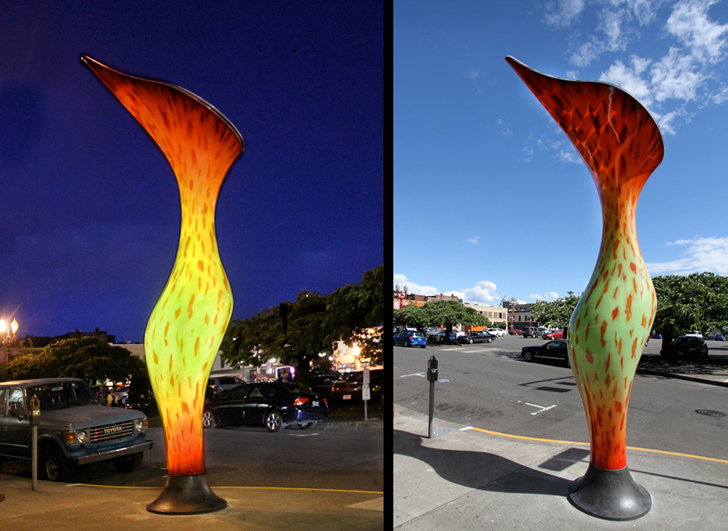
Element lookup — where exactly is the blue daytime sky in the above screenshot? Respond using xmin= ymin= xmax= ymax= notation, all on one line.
xmin=395 ymin=0 xmax=728 ymax=306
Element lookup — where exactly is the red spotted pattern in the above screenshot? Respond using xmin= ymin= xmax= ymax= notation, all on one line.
xmin=506 ymin=56 xmax=663 ymax=470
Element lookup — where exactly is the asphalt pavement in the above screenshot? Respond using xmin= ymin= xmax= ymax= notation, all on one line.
xmin=394 ymin=343 xmax=728 ymax=529
xmin=0 ymin=407 xmax=384 ymax=531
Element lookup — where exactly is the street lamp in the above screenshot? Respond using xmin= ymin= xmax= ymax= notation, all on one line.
xmin=11 ymin=319 xmax=18 ymax=342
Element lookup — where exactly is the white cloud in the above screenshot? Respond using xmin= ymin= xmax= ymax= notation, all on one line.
xmin=497 ymin=118 xmax=513 ymax=137
xmin=466 ymin=236 xmax=480 ymax=245
xmin=667 ymin=0 xmax=728 ymax=64
xmin=526 ymin=292 xmax=560 ymax=302
xmin=544 ymin=0 xmax=586 ymax=28
xmin=522 ymin=144 xmax=534 ymax=163
xmin=466 ymin=69 xmax=484 ymax=96
xmin=558 ymin=149 xmax=582 ymax=163
xmin=392 ymin=274 xmax=439 ymax=296
xmin=570 ymin=40 xmax=602 ymax=67
xmin=461 ymin=281 xmax=500 ymax=304
xmin=392 ymin=275 xmax=502 ymax=305
xmin=599 ymin=56 xmax=654 ymax=104
xmin=645 ymin=236 xmax=728 ymax=275
xmin=650 ymin=47 xmax=703 ymax=102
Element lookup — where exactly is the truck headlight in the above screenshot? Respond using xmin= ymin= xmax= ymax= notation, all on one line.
xmin=133 ymin=418 xmax=148 ymax=433
xmin=66 ymin=430 xmax=89 ymax=446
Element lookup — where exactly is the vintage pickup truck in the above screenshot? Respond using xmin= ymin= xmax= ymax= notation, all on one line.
xmin=0 ymin=377 xmax=153 ymax=481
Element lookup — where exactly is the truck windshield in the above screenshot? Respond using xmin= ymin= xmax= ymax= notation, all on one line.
xmin=27 ymin=381 xmax=98 ymax=411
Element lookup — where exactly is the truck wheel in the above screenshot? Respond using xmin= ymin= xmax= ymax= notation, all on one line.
xmin=42 ymin=447 xmax=74 ymax=482
xmin=115 ymin=452 xmax=143 ymax=473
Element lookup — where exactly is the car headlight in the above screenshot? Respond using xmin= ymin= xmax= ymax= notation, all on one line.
xmin=133 ymin=418 xmax=148 ymax=433
xmin=66 ymin=430 xmax=89 ymax=446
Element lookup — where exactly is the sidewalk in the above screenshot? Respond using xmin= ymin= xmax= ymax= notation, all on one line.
xmin=394 ymin=403 xmax=728 ymax=530
xmin=0 ymin=476 xmax=383 ymax=531
xmin=0 ymin=414 xmax=384 ymax=531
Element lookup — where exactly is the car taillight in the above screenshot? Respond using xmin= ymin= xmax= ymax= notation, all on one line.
xmin=293 ymin=397 xmax=309 ymax=407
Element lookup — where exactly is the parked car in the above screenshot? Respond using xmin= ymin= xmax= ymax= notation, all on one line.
xmin=202 ymin=381 xmax=328 ymax=432
xmin=715 ymin=335 xmax=726 ymax=341
xmin=663 ymin=336 xmax=709 ymax=360
xmin=328 ymin=369 xmax=383 ymax=405
xmin=426 ymin=330 xmax=458 ymax=344
xmin=543 ymin=329 xmax=564 ymax=340
xmin=393 ymin=330 xmax=427 ymax=348
xmin=112 ymin=385 xmax=129 ymax=406
xmin=509 ymin=329 xmax=522 ymax=336
xmin=521 ymin=326 xmax=542 ymax=338
xmin=208 ymin=375 xmax=245 ymax=397
xmin=125 ymin=374 xmax=157 ymax=415
xmin=308 ymin=371 xmax=344 ymax=397
xmin=458 ymin=331 xmax=496 ymax=344
xmin=684 ymin=331 xmax=704 ymax=339
xmin=521 ymin=339 xmax=570 ymax=366
xmin=487 ymin=328 xmax=507 ymax=337
xmin=0 ymin=378 xmax=152 ymax=481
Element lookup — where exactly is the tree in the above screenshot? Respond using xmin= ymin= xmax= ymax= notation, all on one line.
xmin=325 ymin=265 xmax=383 ymax=366
xmin=420 ymin=300 xmax=489 ymax=340
xmin=653 ymin=273 xmax=728 ymax=353
xmin=222 ymin=265 xmax=384 ymax=380
xmin=392 ymin=304 xmax=429 ymax=332
xmin=531 ymin=292 xmax=581 ymax=330
xmin=0 ymin=337 xmax=144 ymax=383
xmin=222 ymin=291 xmax=330 ymax=388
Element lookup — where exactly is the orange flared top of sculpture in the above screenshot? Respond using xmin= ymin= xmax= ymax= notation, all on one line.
xmin=81 ymin=55 xmax=244 ymax=199
xmin=505 ymin=56 xmax=663 ymax=198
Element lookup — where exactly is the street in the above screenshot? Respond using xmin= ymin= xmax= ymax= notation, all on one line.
xmin=394 ymin=336 xmax=728 ymax=462
xmin=0 ymin=406 xmax=384 ymax=493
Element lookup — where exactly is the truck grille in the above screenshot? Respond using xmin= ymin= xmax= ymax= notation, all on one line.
xmin=90 ymin=421 xmax=134 ymax=443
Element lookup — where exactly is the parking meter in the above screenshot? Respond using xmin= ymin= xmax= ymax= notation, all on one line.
xmin=30 ymin=394 xmax=40 ymax=491
xmin=30 ymin=394 xmax=41 ymax=426
xmin=427 ymin=356 xmax=438 ymax=382
xmin=427 ymin=356 xmax=438 ymax=438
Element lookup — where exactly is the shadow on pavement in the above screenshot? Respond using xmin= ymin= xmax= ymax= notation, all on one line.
xmin=638 ymin=353 xmax=728 ymax=376
xmin=394 ymin=429 xmax=572 ymax=496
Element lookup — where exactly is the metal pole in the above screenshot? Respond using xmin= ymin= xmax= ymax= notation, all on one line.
xmin=428 ymin=378 xmax=435 ymax=438
xmin=364 ymin=395 xmax=368 ymax=421
xmin=32 ymin=424 xmax=38 ymax=491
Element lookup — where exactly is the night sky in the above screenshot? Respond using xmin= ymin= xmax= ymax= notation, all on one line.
xmin=0 ymin=1 xmax=383 ymax=342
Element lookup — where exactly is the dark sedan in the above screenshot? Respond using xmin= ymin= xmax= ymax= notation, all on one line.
xmin=329 ymin=369 xmax=383 ymax=405
xmin=521 ymin=339 xmax=570 ymax=367
xmin=457 ymin=331 xmax=495 ymax=344
xmin=308 ymin=371 xmax=344 ymax=397
xmin=202 ymin=382 xmax=328 ymax=432
xmin=663 ymin=336 xmax=709 ymax=360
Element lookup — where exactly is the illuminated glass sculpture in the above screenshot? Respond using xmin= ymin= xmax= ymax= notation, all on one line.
xmin=506 ymin=56 xmax=663 ymax=520
xmin=82 ymin=55 xmax=244 ymax=514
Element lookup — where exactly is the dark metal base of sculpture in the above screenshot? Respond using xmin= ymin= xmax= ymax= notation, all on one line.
xmin=568 ymin=464 xmax=651 ymax=521
xmin=147 ymin=473 xmax=227 ymax=515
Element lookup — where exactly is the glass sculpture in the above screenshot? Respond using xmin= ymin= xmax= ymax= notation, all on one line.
xmin=82 ymin=55 xmax=244 ymax=514
xmin=506 ymin=56 xmax=663 ymax=520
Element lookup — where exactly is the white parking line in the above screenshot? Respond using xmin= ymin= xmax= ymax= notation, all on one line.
xmin=525 ymin=403 xmax=557 ymax=416
xmin=399 ymin=372 xmax=426 ymax=378
xmin=459 ymin=426 xmax=474 ymax=431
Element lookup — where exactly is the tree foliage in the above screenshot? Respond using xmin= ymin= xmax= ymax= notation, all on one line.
xmin=653 ymin=273 xmax=728 ymax=352
xmin=325 ymin=265 xmax=383 ymax=365
xmin=393 ymin=300 xmax=489 ymax=335
xmin=531 ymin=292 xmax=581 ymax=329
xmin=0 ymin=337 xmax=144 ymax=383
xmin=221 ymin=265 xmax=383 ymax=385
xmin=392 ymin=304 xmax=430 ymax=332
